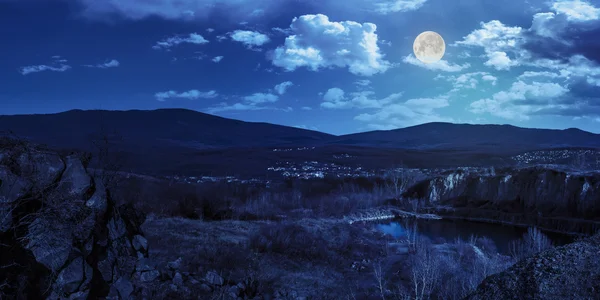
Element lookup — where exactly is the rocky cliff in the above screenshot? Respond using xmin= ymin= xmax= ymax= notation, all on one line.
xmin=403 ymin=167 xmax=600 ymax=234
xmin=0 ymin=139 xmax=154 ymax=299
xmin=466 ymin=233 xmax=600 ymax=299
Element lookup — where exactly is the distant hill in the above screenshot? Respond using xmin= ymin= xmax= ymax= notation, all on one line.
xmin=332 ymin=122 xmax=600 ymax=152
xmin=1 ymin=109 xmax=599 ymax=175
xmin=0 ymin=109 xmax=333 ymax=151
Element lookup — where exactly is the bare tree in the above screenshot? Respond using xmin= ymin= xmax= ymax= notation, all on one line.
xmin=408 ymin=239 xmax=440 ymax=300
xmin=373 ymin=261 xmax=387 ymax=300
xmin=509 ymin=227 xmax=552 ymax=260
xmin=385 ymin=164 xmax=411 ymax=198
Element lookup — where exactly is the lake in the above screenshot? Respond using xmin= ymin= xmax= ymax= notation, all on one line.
xmin=376 ymin=218 xmax=575 ymax=254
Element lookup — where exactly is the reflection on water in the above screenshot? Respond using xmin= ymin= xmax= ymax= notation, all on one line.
xmin=377 ymin=218 xmax=574 ymax=254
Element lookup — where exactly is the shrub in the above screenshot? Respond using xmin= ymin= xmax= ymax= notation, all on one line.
xmin=248 ymin=222 xmax=329 ymax=260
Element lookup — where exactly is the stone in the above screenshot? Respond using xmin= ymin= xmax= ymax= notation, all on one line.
xmin=58 ymin=156 xmax=92 ymax=197
xmin=132 ymin=235 xmax=148 ymax=252
xmin=167 ymin=257 xmax=183 ymax=270
xmin=136 ymin=258 xmax=155 ymax=272
xmin=25 ymin=217 xmax=72 ymax=272
xmin=112 ymin=276 xmax=134 ymax=299
xmin=97 ymin=250 xmax=116 ymax=282
xmin=86 ymin=178 xmax=107 ymax=215
xmin=68 ymin=290 xmax=90 ymax=300
xmin=173 ymin=272 xmax=184 ymax=286
xmin=228 ymin=285 xmax=241 ymax=298
xmin=108 ymin=217 xmax=128 ymax=241
xmin=139 ymin=270 xmax=160 ymax=282
xmin=54 ymin=257 xmax=87 ymax=295
xmin=199 ymin=283 xmax=213 ymax=292
xmin=205 ymin=271 xmax=224 ymax=286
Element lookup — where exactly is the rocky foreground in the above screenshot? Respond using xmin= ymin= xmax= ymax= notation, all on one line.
xmin=2 ymin=139 xmax=600 ymax=299
xmin=467 ymin=233 xmax=600 ymax=299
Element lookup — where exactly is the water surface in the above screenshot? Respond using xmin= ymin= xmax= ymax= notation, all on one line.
xmin=377 ymin=218 xmax=575 ymax=254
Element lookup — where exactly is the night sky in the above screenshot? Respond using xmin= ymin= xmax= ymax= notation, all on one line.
xmin=1 ymin=0 xmax=599 ymax=134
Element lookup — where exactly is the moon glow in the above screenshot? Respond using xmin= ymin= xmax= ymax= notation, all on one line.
xmin=413 ymin=31 xmax=445 ymax=64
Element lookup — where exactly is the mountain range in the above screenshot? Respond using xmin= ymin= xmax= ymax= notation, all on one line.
xmin=1 ymin=109 xmax=599 ymax=175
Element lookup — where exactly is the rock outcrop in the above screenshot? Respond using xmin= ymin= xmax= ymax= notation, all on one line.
xmin=466 ymin=233 xmax=600 ymax=300
xmin=0 ymin=139 xmax=152 ymax=299
xmin=404 ymin=167 xmax=600 ymax=234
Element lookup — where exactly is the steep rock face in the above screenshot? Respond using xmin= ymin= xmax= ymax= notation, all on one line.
xmin=404 ymin=167 xmax=600 ymax=233
xmin=466 ymin=234 xmax=600 ymax=300
xmin=0 ymin=139 xmax=151 ymax=299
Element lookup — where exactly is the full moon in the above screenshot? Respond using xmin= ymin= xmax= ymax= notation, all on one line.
xmin=413 ymin=31 xmax=445 ymax=64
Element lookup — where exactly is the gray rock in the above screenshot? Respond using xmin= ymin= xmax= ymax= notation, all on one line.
xmin=112 ymin=276 xmax=134 ymax=299
xmin=86 ymin=178 xmax=107 ymax=215
xmin=173 ymin=272 xmax=184 ymax=286
xmin=54 ymin=257 xmax=87 ymax=294
xmin=467 ymin=233 xmax=600 ymax=300
xmin=0 ymin=166 xmax=31 ymax=231
xmin=72 ymin=213 xmax=97 ymax=241
xmin=83 ymin=237 xmax=94 ymax=257
xmin=228 ymin=285 xmax=241 ymax=298
xmin=199 ymin=283 xmax=213 ymax=292
xmin=115 ymin=256 xmax=137 ymax=279
xmin=25 ymin=217 xmax=72 ymax=272
xmin=205 ymin=271 xmax=224 ymax=286
xmin=59 ymin=156 xmax=92 ymax=197
xmin=0 ymin=166 xmax=30 ymax=204
xmin=19 ymin=152 xmax=64 ymax=189
xmin=98 ymin=250 xmax=116 ymax=282
xmin=68 ymin=290 xmax=89 ymax=300
xmin=136 ymin=258 xmax=155 ymax=272
xmin=167 ymin=257 xmax=183 ymax=270
xmin=108 ymin=217 xmax=128 ymax=241
xmin=139 ymin=270 xmax=160 ymax=282
xmin=132 ymin=235 xmax=148 ymax=252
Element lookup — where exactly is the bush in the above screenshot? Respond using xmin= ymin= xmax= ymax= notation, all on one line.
xmin=248 ymin=222 xmax=329 ymax=260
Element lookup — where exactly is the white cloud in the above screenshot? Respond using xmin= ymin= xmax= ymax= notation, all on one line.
xmin=455 ymin=1 xmax=600 ymax=75
xmin=355 ymin=79 xmax=372 ymax=87
xmin=20 ymin=56 xmax=71 ymax=75
xmin=551 ymin=0 xmax=600 ymax=21
xmin=84 ymin=59 xmax=120 ymax=68
xmin=374 ymin=0 xmax=428 ymax=14
xmin=243 ymin=92 xmax=279 ymax=104
xmin=438 ymin=72 xmax=498 ymax=91
xmin=207 ymin=91 xmax=283 ymax=113
xmin=270 ymin=14 xmax=390 ymax=76
xmin=274 ymin=81 xmax=294 ymax=95
xmin=455 ymin=20 xmax=526 ymax=70
xmin=354 ymin=95 xmax=452 ymax=129
xmin=469 ymin=81 xmax=570 ymax=120
xmin=321 ymin=88 xmax=403 ymax=109
xmin=294 ymin=124 xmax=319 ymax=130
xmin=155 ymin=89 xmax=218 ymax=101
xmin=207 ymin=102 xmax=270 ymax=113
xmin=152 ymin=33 xmax=208 ymax=50
xmin=481 ymin=74 xmax=498 ymax=85
xmin=402 ymin=54 xmax=470 ymax=72
xmin=206 ymin=28 xmax=215 ymax=33
xmin=301 ymin=106 xmax=313 ymax=110
xmin=20 ymin=65 xmax=71 ymax=75
xmin=212 ymin=56 xmax=224 ymax=63
xmin=517 ymin=71 xmax=561 ymax=79
xmin=229 ymin=30 xmax=270 ymax=48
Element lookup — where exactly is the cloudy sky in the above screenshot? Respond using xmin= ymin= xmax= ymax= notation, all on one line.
xmin=1 ymin=0 xmax=599 ymax=134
